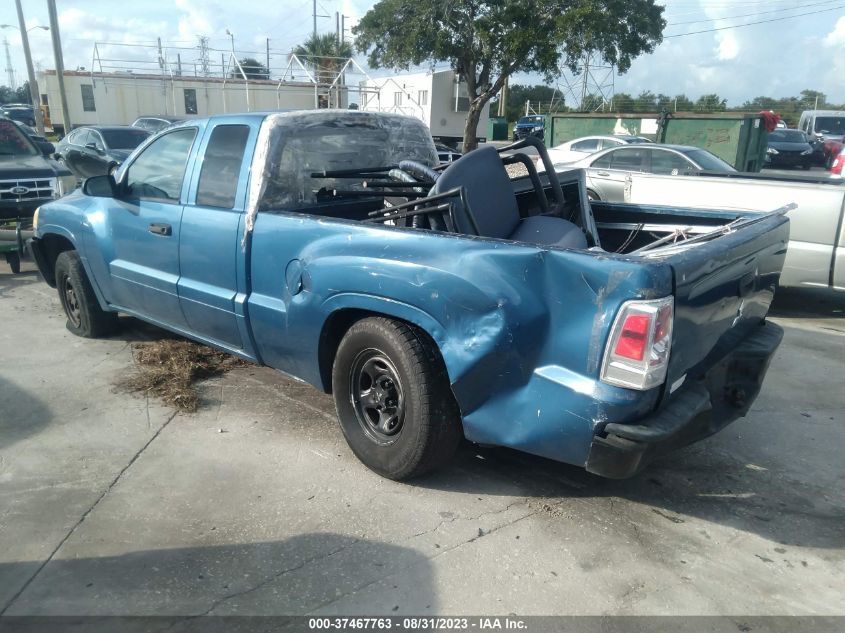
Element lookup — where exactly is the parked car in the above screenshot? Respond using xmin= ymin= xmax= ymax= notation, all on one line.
xmin=831 ymin=146 xmax=844 ymax=177
xmin=562 ymin=143 xmax=735 ymax=201
xmin=798 ymin=109 xmax=845 ymax=142
xmin=822 ymin=135 xmax=844 ymax=169
xmin=546 ymin=134 xmax=653 ymax=165
xmin=618 ymin=170 xmax=845 ymax=290
xmin=55 ymin=126 xmax=151 ymax=179
xmin=0 ymin=104 xmax=36 ymax=127
xmin=512 ymin=115 xmax=545 ymax=141
xmin=764 ymin=129 xmax=814 ymax=169
xmin=131 ymin=116 xmax=184 ymax=133
xmin=0 ymin=117 xmax=75 ymax=221
xmin=434 ymin=142 xmax=461 ymax=164
xmin=31 ymin=111 xmax=788 ymax=481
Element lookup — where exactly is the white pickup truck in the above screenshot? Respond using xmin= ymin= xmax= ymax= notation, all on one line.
xmin=619 ymin=172 xmax=845 ymax=291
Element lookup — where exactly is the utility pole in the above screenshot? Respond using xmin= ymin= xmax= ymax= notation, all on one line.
xmin=3 ymin=38 xmax=15 ymax=89
xmin=15 ymin=0 xmax=45 ymax=135
xmin=497 ymin=76 xmax=508 ymax=117
xmin=336 ymin=12 xmax=340 ymax=45
xmin=46 ymin=0 xmax=69 ymax=135
xmin=313 ymin=0 xmax=317 ymax=39
xmin=341 ymin=15 xmax=349 ymax=44
xmin=265 ymin=38 xmax=270 ymax=78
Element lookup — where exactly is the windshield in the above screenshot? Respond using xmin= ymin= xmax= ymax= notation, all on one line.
xmin=517 ymin=116 xmax=544 ymax=126
xmin=815 ymin=116 xmax=845 ymax=135
xmin=257 ymin=111 xmax=438 ymax=211
xmin=101 ymin=129 xmax=151 ymax=150
xmin=769 ymin=130 xmax=808 ymax=143
xmin=685 ymin=149 xmax=736 ymax=172
xmin=0 ymin=118 xmax=38 ymax=156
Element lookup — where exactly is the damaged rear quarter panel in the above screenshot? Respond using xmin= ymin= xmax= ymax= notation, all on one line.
xmin=247 ymin=214 xmax=673 ymax=466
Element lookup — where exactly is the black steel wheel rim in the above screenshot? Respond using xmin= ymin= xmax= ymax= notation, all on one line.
xmin=60 ymin=274 xmax=82 ymax=328
xmin=349 ymin=349 xmax=405 ymax=444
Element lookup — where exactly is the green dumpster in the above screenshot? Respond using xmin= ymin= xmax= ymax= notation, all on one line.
xmin=660 ymin=113 xmax=768 ymax=171
xmin=487 ymin=117 xmax=508 ymax=141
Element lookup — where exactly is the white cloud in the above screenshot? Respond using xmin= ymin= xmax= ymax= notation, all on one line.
xmin=715 ymin=32 xmax=738 ymax=61
xmin=824 ymin=15 xmax=845 ymax=46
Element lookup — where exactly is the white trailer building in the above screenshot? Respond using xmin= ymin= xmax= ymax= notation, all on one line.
xmin=36 ymin=70 xmax=340 ymax=133
xmin=358 ymin=69 xmax=489 ymax=147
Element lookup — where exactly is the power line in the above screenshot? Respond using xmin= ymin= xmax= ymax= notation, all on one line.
xmin=667 ymin=0 xmax=840 ymax=26
xmin=664 ymin=3 xmax=845 ymax=37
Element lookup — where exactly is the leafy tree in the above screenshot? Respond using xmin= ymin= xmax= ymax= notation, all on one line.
xmin=293 ymin=33 xmax=354 ymax=85
xmin=695 ymin=94 xmax=726 ymax=112
xmin=488 ymin=83 xmax=566 ymax=121
xmin=354 ymin=0 xmax=666 ymax=151
xmin=672 ymin=94 xmax=694 ymax=111
xmin=230 ymin=58 xmax=269 ymax=80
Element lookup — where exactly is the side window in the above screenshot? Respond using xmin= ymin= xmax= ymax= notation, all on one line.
xmin=89 ymin=131 xmax=104 ymax=150
xmin=75 ymin=130 xmax=91 ymax=147
xmin=184 ymin=89 xmax=198 ymax=115
xmin=650 ymin=150 xmax=693 ymax=175
xmin=196 ymin=125 xmax=250 ymax=209
xmin=591 ymin=153 xmax=613 ymax=169
xmin=609 ymin=148 xmax=646 ymax=171
xmin=81 ymin=84 xmax=96 ymax=112
xmin=124 ymin=128 xmax=197 ymax=203
xmin=572 ymin=139 xmax=600 ymax=153
xmin=599 ymin=138 xmax=623 ymax=150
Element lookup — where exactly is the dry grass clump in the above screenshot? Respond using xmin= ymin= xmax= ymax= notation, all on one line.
xmin=117 ymin=339 xmax=248 ymax=412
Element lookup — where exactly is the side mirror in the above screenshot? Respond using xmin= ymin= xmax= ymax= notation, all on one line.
xmin=82 ymin=174 xmax=117 ymax=198
xmin=84 ymin=142 xmax=103 ymax=153
xmin=38 ymin=141 xmax=55 ymax=156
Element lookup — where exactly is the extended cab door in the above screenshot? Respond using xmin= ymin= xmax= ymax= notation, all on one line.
xmin=103 ymin=126 xmax=199 ymax=329
xmin=177 ymin=121 xmax=256 ymax=351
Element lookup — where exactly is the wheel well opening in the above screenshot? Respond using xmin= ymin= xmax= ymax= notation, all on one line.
xmin=39 ymin=233 xmax=75 ymax=287
xmin=317 ymin=309 xmax=451 ymax=397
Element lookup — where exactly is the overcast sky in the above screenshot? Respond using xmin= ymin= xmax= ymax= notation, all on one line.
xmin=1 ymin=0 xmax=843 ymax=107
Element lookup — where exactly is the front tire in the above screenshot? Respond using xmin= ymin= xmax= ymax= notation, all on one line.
xmin=332 ymin=317 xmax=461 ymax=480
xmin=54 ymin=250 xmax=117 ymax=338
xmin=5 ymin=252 xmax=20 ymax=274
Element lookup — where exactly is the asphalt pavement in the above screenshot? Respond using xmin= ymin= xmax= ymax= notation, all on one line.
xmin=1 ymin=261 xmax=843 ymax=617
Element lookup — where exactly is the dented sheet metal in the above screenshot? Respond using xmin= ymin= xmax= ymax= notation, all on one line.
xmin=246 ymin=214 xmax=674 ymax=467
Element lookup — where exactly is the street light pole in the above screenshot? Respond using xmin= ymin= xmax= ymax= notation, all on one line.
xmin=13 ymin=0 xmax=45 ymax=135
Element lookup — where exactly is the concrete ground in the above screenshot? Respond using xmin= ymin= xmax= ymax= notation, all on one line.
xmin=1 ymin=260 xmax=843 ymax=617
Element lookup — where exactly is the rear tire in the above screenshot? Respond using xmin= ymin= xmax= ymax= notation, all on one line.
xmin=586 ymin=189 xmax=600 ymax=201
xmin=332 ymin=317 xmax=461 ymax=480
xmin=54 ymin=250 xmax=117 ymax=338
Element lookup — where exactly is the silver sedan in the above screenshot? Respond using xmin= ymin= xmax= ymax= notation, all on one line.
xmin=564 ymin=144 xmax=736 ymax=201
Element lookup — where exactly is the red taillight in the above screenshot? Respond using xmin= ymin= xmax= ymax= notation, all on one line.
xmin=832 ymin=153 xmax=844 ymax=175
xmin=601 ymin=297 xmax=674 ymax=390
xmin=615 ymin=314 xmax=651 ymax=360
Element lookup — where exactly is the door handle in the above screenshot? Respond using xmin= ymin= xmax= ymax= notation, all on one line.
xmin=596 ymin=171 xmax=610 ymax=177
xmin=148 ymin=223 xmax=172 ymax=236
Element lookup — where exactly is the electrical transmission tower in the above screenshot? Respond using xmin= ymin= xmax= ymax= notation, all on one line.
xmin=557 ymin=52 xmax=615 ymax=112
xmin=3 ymin=38 xmax=15 ymax=89
xmin=197 ymin=35 xmax=210 ymax=77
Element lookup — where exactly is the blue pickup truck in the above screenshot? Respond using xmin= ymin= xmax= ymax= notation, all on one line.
xmin=30 ymin=111 xmax=789 ymax=480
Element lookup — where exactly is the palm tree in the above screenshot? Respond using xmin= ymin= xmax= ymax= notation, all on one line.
xmin=292 ymin=33 xmax=353 ymax=86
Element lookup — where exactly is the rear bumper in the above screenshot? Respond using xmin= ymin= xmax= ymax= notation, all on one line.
xmin=586 ymin=321 xmax=783 ymax=479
